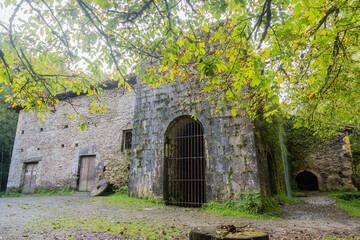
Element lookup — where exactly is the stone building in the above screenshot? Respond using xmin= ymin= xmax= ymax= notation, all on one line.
xmin=292 ymin=128 xmax=357 ymax=192
xmin=7 ymin=82 xmax=136 ymax=193
xmin=128 ymin=80 xmax=260 ymax=205
xmin=6 ymin=77 xmax=358 ymax=205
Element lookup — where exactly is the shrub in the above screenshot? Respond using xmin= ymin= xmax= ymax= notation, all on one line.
xmin=206 ymin=191 xmax=263 ymax=214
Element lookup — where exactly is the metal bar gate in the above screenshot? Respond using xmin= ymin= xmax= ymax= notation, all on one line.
xmin=164 ymin=117 xmax=206 ymax=207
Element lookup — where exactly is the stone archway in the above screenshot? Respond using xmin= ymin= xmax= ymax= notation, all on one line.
xmin=163 ymin=116 xmax=206 ymax=207
xmin=296 ymin=171 xmax=319 ymax=191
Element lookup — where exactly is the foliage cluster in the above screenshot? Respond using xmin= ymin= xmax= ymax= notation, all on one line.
xmin=0 ymin=0 xmax=359 ymax=135
xmin=329 ymin=192 xmax=360 ymax=217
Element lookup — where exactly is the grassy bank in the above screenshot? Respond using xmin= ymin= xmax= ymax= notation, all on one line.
xmin=330 ymin=192 xmax=360 ymax=217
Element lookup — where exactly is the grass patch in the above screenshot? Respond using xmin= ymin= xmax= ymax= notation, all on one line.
xmin=202 ymin=191 xmax=284 ymax=220
xmin=100 ymin=191 xmax=282 ymax=219
xmin=274 ymin=194 xmax=302 ymax=204
xmin=95 ymin=192 xmax=162 ymax=210
xmin=323 ymin=236 xmax=360 ymax=240
xmin=25 ymin=213 xmax=188 ymax=239
xmin=1 ymin=186 xmax=76 ymax=198
xmin=292 ymin=191 xmax=308 ymax=197
xmin=203 ymin=201 xmax=279 ymax=219
xmin=329 ymin=192 xmax=360 ymax=217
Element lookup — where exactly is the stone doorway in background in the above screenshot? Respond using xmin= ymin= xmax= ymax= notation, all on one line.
xmin=296 ymin=171 xmax=319 ymax=191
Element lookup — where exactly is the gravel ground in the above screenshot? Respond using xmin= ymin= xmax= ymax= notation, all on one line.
xmin=0 ymin=192 xmax=359 ymax=240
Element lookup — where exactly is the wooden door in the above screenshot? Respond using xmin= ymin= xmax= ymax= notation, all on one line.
xmin=78 ymin=156 xmax=95 ymax=192
xmin=22 ymin=163 xmax=38 ymax=194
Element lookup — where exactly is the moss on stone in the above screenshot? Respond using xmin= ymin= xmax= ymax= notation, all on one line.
xmin=254 ymin=115 xmax=286 ymax=197
xmin=349 ymin=128 xmax=360 ymax=179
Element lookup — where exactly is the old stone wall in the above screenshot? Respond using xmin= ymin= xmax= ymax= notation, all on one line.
xmin=292 ymin=132 xmax=356 ymax=191
xmin=7 ymin=87 xmax=135 ymax=192
xmin=128 ymin=80 xmax=260 ymax=202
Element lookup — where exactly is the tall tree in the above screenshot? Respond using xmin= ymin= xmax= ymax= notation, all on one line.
xmin=0 ymin=0 xmax=359 ymax=135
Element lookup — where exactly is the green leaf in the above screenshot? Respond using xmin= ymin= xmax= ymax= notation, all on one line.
xmin=294 ymin=3 xmax=302 ymax=16
xmin=302 ymin=0 xmax=310 ymax=8
xmin=272 ymin=95 xmax=279 ymax=104
xmin=250 ymin=78 xmax=261 ymax=87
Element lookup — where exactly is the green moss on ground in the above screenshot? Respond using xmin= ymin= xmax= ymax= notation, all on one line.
xmin=1 ymin=186 xmax=76 ymax=198
xmin=25 ymin=213 xmax=188 ymax=240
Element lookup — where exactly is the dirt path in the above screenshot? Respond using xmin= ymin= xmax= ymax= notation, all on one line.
xmin=0 ymin=192 xmax=359 ymax=240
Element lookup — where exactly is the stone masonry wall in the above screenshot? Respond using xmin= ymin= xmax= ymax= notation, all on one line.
xmin=294 ymin=132 xmax=356 ymax=191
xmin=7 ymin=87 xmax=135 ymax=192
xmin=128 ymin=80 xmax=260 ymax=202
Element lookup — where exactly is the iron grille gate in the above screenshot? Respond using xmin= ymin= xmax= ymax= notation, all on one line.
xmin=164 ymin=117 xmax=206 ymax=207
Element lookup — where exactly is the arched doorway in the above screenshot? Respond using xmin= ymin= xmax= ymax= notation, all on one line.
xmin=296 ymin=171 xmax=319 ymax=191
xmin=164 ymin=116 xmax=206 ymax=207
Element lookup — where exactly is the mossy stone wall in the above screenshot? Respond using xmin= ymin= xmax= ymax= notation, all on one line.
xmin=254 ymin=117 xmax=286 ymax=197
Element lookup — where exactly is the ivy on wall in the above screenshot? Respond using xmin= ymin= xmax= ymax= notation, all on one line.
xmin=349 ymin=128 xmax=360 ymax=179
xmin=254 ymin=114 xmax=286 ymax=197
xmin=283 ymin=117 xmax=323 ymax=183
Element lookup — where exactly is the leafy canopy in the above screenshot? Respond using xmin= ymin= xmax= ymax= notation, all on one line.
xmin=0 ymin=0 xmax=359 ymax=135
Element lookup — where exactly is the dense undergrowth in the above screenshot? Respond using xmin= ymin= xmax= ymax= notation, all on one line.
xmin=203 ymin=191 xmax=302 ymax=220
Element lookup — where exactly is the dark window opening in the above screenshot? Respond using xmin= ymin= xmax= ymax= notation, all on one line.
xmin=37 ymin=148 xmax=40 ymax=150
xmin=164 ymin=116 xmax=206 ymax=207
xmin=40 ymin=128 xmax=43 ymax=132
xmin=21 ymin=130 xmax=24 ymax=134
xmin=61 ymin=144 xmax=65 ymax=148
xmin=64 ymin=125 xmax=68 ymax=129
xmin=21 ymin=149 xmax=24 ymax=152
xmin=123 ymin=130 xmax=132 ymax=150
xmin=296 ymin=171 xmax=319 ymax=191
xmin=75 ymin=143 xmax=79 ymax=147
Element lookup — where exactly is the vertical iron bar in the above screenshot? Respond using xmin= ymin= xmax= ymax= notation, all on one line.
xmin=189 ymin=119 xmax=191 ymax=207
xmin=195 ymin=123 xmax=197 ymax=206
xmin=184 ymin=120 xmax=186 ymax=207
xmin=164 ymin=138 xmax=166 ymax=204
xmin=191 ymin=121 xmax=194 ymax=206
xmin=194 ymin=122 xmax=197 ymax=206
xmin=186 ymin=121 xmax=191 ymax=207
xmin=197 ymin=122 xmax=199 ymax=205
xmin=182 ymin=123 xmax=184 ymax=207
xmin=176 ymin=122 xmax=178 ymax=206
xmin=202 ymin=123 xmax=204 ymax=205
xmin=199 ymin=123 xmax=201 ymax=205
